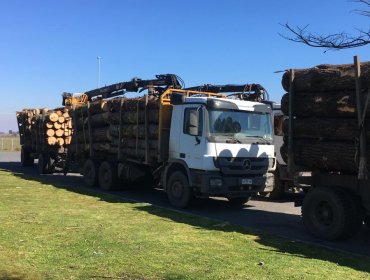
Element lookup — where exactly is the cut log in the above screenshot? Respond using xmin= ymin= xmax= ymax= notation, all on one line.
xmin=47 ymin=137 xmax=57 ymax=145
xmin=89 ymin=100 xmax=109 ymax=115
xmin=281 ymin=140 xmax=370 ymax=174
xmin=54 ymin=122 xmax=62 ymax=129
xmin=282 ymin=118 xmax=370 ymax=141
xmin=65 ymin=136 xmax=72 ymax=145
xmin=46 ymin=129 xmax=55 ymax=137
xmin=58 ymin=116 xmax=65 ymax=123
xmin=46 ymin=122 xmax=54 ymax=129
xmin=280 ymin=92 xmax=370 ymax=118
xmin=109 ymin=108 xmax=159 ymax=125
xmin=107 ymin=98 xmax=125 ymax=112
xmin=109 ymin=124 xmax=158 ymax=139
xmin=55 ymin=129 xmax=64 ymax=137
xmin=282 ymin=61 xmax=370 ymax=92
xmin=57 ymin=138 xmax=64 ymax=146
xmin=48 ymin=112 xmax=59 ymax=122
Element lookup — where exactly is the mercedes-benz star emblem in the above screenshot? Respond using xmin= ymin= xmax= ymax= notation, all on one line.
xmin=242 ymin=159 xmax=251 ymax=170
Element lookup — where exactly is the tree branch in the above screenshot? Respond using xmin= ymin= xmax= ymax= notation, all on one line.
xmin=280 ymin=0 xmax=370 ymax=50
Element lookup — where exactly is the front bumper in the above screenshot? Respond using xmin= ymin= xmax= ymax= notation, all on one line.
xmin=190 ymin=170 xmax=274 ymax=197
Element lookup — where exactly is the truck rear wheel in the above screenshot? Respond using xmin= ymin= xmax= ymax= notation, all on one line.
xmin=83 ymin=159 xmax=99 ymax=188
xmin=21 ymin=147 xmax=34 ymax=166
xmin=364 ymin=216 xmax=370 ymax=229
xmin=98 ymin=161 xmax=118 ymax=191
xmin=302 ymin=187 xmax=360 ymax=240
xmin=167 ymin=171 xmax=194 ymax=209
xmin=38 ymin=153 xmax=53 ymax=174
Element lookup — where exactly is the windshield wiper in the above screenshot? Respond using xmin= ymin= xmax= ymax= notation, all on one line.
xmin=245 ymin=135 xmax=271 ymax=144
xmin=226 ymin=138 xmax=241 ymax=143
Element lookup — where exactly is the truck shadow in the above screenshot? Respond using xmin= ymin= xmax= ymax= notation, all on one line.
xmin=1 ymin=161 xmax=370 ymax=274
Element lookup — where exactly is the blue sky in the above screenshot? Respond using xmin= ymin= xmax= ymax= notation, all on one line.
xmin=0 ymin=0 xmax=369 ymax=132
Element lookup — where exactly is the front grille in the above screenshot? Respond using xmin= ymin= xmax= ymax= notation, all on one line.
xmin=215 ymin=157 xmax=272 ymax=175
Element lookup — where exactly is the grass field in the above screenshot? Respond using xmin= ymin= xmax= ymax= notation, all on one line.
xmin=0 ymin=170 xmax=369 ymax=280
xmin=0 ymin=136 xmax=21 ymax=151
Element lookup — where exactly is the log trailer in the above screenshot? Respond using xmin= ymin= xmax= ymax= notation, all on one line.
xmin=16 ymin=107 xmax=72 ymax=174
xmin=64 ymin=77 xmax=276 ymax=208
xmin=281 ymin=56 xmax=370 ymax=240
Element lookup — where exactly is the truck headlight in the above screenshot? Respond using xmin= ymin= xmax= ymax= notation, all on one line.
xmin=210 ymin=178 xmax=223 ymax=188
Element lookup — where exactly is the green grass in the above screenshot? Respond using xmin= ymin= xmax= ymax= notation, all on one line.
xmin=0 ymin=170 xmax=369 ymax=280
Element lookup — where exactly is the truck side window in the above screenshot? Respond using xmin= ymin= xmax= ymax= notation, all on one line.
xmin=183 ymin=107 xmax=203 ymax=136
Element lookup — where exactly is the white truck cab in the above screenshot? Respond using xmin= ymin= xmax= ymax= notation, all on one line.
xmin=163 ymin=93 xmax=276 ymax=207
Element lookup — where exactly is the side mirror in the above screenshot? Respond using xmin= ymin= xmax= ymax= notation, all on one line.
xmin=274 ymin=114 xmax=286 ymax=136
xmin=186 ymin=109 xmax=199 ymax=136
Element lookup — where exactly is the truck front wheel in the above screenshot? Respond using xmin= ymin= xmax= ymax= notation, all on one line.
xmin=302 ymin=187 xmax=360 ymax=240
xmin=98 ymin=161 xmax=118 ymax=191
xmin=167 ymin=171 xmax=194 ymax=209
xmin=83 ymin=159 xmax=99 ymax=187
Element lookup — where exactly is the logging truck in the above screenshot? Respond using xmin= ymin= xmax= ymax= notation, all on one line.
xmin=64 ymin=77 xmax=276 ymax=208
xmin=281 ymin=56 xmax=370 ymax=240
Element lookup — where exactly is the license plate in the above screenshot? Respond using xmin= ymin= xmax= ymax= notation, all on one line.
xmin=241 ymin=178 xmax=253 ymax=185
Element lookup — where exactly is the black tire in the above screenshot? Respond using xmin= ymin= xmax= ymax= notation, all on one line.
xmin=364 ymin=216 xmax=370 ymax=229
xmin=269 ymin=169 xmax=285 ymax=199
xmin=167 ymin=171 xmax=194 ymax=208
xmin=302 ymin=187 xmax=360 ymax=240
xmin=227 ymin=196 xmax=251 ymax=207
xmin=83 ymin=159 xmax=99 ymax=188
xmin=21 ymin=147 xmax=34 ymax=166
xmin=98 ymin=161 xmax=118 ymax=191
xmin=333 ymin=188 xmax=363 ymax=239
xmin=38 ymin=153 xmax=53 ymax=174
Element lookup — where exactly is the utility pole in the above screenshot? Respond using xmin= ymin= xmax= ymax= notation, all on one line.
xmin=97 ymin=56 xmax=102 ymax=88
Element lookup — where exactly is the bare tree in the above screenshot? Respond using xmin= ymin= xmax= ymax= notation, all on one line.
xmin=280 ymin=0 xmax=370 ymax=50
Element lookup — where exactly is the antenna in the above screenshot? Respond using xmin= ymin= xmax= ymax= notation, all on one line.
xmin=97 ymin=56 xmax=102 ymax=88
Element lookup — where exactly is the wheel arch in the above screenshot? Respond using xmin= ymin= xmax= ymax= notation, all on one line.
xmin=162 ymin=160 xmax=192 ymax=190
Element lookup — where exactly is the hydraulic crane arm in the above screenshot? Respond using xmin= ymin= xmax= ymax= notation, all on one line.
xmin=84 ymin=74 xmax=183 ymax=101
xmin=185 ymin=83 xmax=269 ymax=102
xmin=63 ymin=74 xmax=183 ymax=106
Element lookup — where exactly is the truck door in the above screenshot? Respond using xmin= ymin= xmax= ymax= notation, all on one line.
xmin=180 ymin=106 xmax=204 ymax=170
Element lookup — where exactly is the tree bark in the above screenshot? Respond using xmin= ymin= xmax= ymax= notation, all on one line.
xmin=282 ymin=61 xmax=370 ymax=92
xmin=282 ymin=117 xmax=370 ymax=141
xmin=109 ymin=124 xmax=158 ymax=139
xmin=281 ymin=92 xmax=370 ymax=117
xmin=281 ymin=140 xmax=370 ymax=173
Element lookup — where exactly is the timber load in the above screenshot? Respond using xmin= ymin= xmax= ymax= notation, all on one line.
xmin=281 ymin=60 xmax=370 ymax=173
xmin=71 ymin=95 xmax=160 ymax=163
xmin=16 ymin=107 xmax=73 ymax=151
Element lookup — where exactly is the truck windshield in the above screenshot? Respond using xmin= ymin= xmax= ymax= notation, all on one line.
xmin=208 ymin=109 xmax=273 ymax=143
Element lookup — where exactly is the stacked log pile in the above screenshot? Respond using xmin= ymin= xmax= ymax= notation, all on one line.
xmin=16 ymin=107 xmax=73 ymax=149
xmin=72 ymin=95 xmax=160 ymax=162
xmin=280 ymin=61 xmax=370 ymax=173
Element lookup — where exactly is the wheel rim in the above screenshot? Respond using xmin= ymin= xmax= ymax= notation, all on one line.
xmin=101 ymin=167 xmax=111 ymax=185
xmin=86 ymin=165 xmax=93 ymax=178
xmin=315 ymin=201 xmax=334 ymax=226
xmin=171 ymin=180 xmax=184 ymax=199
